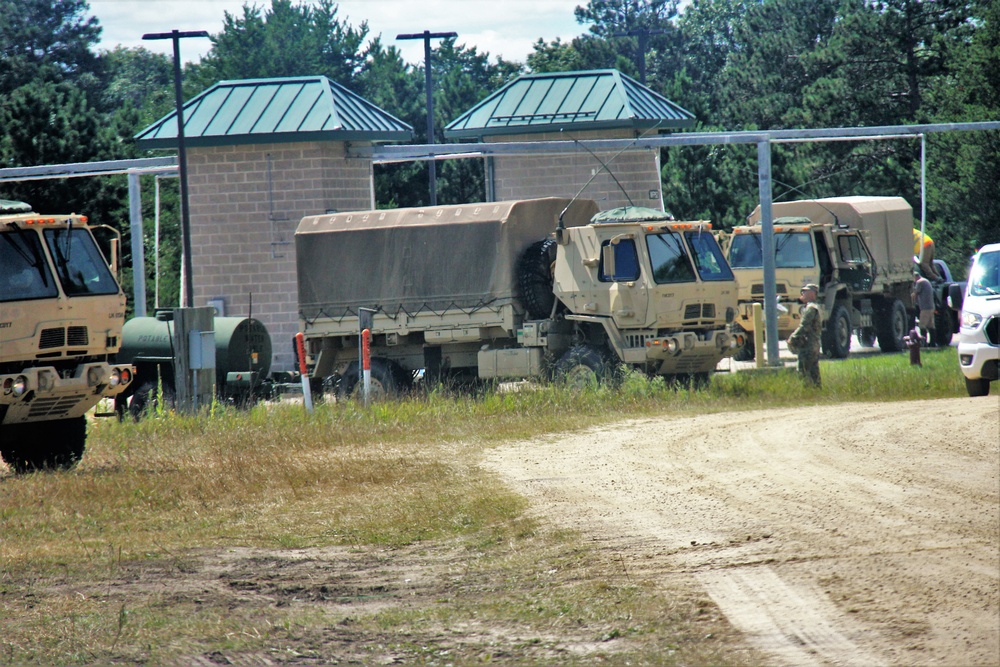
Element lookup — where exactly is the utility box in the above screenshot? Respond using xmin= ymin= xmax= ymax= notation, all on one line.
xmin=171 ymin=307 xmax=216 ymax=413
xmin=478 ymin=347 xmax=543 ymax=379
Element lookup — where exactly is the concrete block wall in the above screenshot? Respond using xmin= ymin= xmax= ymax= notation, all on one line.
xmin=487 ymin=129 xmax=663 ymax=211
xmin=186 ymin=141 xmax=373 ymax=370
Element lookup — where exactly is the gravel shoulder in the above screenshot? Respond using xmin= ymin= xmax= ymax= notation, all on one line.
xmin=483 ymin=397 xmax=1000 ymax=666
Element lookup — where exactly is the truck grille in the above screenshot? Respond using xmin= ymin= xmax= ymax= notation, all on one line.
xmin=38 ymin=326 xmax=89 ymax=350
xmin=28 ymin=395 xmax=80 ymax=418
xmin=751 ymin=284 xmax=788 ymax=295
xmin=625 ymin=333 xmax=652 ymax=348
xmin=39 ymin=328 xmax=66 ymax=349
xmin=68 ymin=326 xmax=89 ymax=345
xmin=985 ymin=317 xmax=999 ymax=346
xmin=684 ymin=304 xmax=716 ymax=320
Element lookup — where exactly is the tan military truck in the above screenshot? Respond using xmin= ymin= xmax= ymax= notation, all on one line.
xmin=724 ymin=196 xmax=916 ymax=360
xmin=296 ymin=198 xmax=738 ymax=394
xmin=0 ymin=199 xmax=134 ymax=473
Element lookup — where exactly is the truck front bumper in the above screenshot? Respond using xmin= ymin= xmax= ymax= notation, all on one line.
xmin=0 ymin=363 xmax=135 ymax=425
xmin=642 ymin=329 xmax=735 ymax=375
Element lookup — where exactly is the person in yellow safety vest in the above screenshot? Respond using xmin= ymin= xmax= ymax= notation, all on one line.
xmin=913 ymin=229 xmax=941 ymax=280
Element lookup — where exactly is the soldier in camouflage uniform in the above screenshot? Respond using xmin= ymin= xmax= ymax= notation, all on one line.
xmin=787 ymin=284 xmax=823 ymax=387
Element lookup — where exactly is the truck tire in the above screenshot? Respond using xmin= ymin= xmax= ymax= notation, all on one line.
xmin=127 ymin=381 xmax=175 ymax=421
xmin=933 ymin=308 xmax=954 ymax=347
xmin=337 ymin=358 xmax=410 ymax=400
xmin=875 ymin=299 xmax=907 ymax=353
xmin=822 ymin=304 xmax=852 ymax=359
xmin=1 ymin=417 xmax=86 ymax=474
xmin=553 ymin=345 xmax=611 ymax=389
xmin=856 ymin=327 xmax=877 ymax=347
xmin=518 ymin=239 xmax=558 ymax=319
xmin=732 ymin=326 xmax=755 ymax=361
xmin=965 ymin=377 xmax=991 ymax=397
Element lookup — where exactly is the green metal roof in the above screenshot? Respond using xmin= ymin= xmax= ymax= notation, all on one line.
xmin=445 ymin=69 xmax=695 ymax=139
xmin=135 ymin=76 xmax=412 ymax=149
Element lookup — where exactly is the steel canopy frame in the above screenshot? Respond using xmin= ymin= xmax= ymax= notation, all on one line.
xmin=362 ymin=120 xmax=999 ymax=367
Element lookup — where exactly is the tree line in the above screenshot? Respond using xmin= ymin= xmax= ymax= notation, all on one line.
xmin=1 ymin=0 xmax=996 ymax=310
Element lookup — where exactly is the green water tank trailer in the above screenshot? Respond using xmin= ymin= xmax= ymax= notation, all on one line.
xmin=117 ymin=315 xmax=272 ymax=396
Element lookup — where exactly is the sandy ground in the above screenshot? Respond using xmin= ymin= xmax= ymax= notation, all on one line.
xmin=483 ymin=397 xmax=1000 ymax=666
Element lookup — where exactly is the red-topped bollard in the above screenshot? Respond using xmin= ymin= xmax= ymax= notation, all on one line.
xmin=903 ymin=327 xmax=922 ymax=367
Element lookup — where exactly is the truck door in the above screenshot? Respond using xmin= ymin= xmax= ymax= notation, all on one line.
xmin=599 ymin=237 xmax=649 ymax=327
xmin=836 ymin=234 xmax=875 ymax=292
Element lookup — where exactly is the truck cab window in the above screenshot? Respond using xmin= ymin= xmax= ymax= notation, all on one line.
xmin=775 ymin=233 xmax=816 ymax=268
xmin=599 ymin=238 xmax=640 ymax=282
xmin=685 ymin=231 xmax=735 ymax=281
xmin=727 ymin=234 xmax=763 ymax=268
xmin=44 ymin=228 xmax=119 ymax=297
xmin=838 ymin=235 xmax=868 ymax=263
xmin=1 ymin=230 xmax=58 ymax=302
xmin=647 ymin=232 xmax=696 ymax=283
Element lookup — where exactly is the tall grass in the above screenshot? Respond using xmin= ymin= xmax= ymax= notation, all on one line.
xmin=0 ymin=348 xmax=965 ymax=664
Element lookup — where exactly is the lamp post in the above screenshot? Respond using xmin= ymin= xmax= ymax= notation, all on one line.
xmin=397 ymin=30 xmax=457 ymax=206
xmin=141 ymin=30 xmax=209 ymax=308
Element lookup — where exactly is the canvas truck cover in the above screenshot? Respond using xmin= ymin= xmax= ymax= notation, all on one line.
xmin=296 ymin=198 xmax=599 ymax=322
xmin=747 ymin=197 xmax=914 ymax=282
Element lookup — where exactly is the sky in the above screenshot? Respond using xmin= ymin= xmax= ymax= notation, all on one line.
xmin=87 ymin=0 xmax=591 ymax=66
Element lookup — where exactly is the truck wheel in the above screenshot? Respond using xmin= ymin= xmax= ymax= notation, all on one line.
xmin=965 ymin=377 xmax=991 ymax=397
xmin=1 ymin=417 xmax=86 ymax=474
xmin=732 ymin=326 xmax=755 ymax=361
xmin=337 ymin=358 xmax=410 ymax=400
xmin=822 ymin=304 xmax=852 ymax=359
xmin=128 ymin=382 xmax=174 ymax=421
xmin=553 ymin=345 xmax=610 ymax=389
xmin=518 ymin=239 xmax=558 ymax=320
xmin=875 ymin=299 xmax=907 ymax=353
xmin=856 ymin=327 xmax=877 ymax=347
xmin=933 ymin=309 xmax=954 ymax=347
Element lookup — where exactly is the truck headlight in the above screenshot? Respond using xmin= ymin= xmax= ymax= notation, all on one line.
xmin=12 ymin=375 xmax=28 ymax=397
xmin=87 ymin=367 xmax=103 ymax=387
xmin=961 ymin=311 xmax=982 ymax=329
xmin=665 ymin=338 xmax=679 ymax=353
xmin=36 ymin=371 xmax=54 ymax=392
xmin=110 ymin=369 xmax=121 ymax=386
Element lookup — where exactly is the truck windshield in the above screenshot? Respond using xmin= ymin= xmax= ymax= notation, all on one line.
xmin=728 ymin=232 xmax=815 ymax=269
xmin=968 ymin=250 xmax=1000 ymax=297
xmin=43 ymin=228 xmax=119 ymax=297
xmin=646 ymin=231 xmax=696 ymax=283
xmin=1 ymin=229 xmax=59 ymax=302
xmin=685 ymin=231 xmax=734 ymax=282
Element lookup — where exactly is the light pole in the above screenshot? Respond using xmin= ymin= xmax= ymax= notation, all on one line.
xmin=142 ymin=29 xmax=209 ymax=308
xmin=397 ymin=30 xmax=457 ymax=206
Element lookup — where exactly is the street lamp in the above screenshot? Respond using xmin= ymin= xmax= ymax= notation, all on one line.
xmin=141 ymin=30 xmax=209 ymax=308
xmin=397 ymin=30 xmax=457 ymax=206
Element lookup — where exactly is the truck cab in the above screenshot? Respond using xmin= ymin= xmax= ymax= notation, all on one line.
xmin=0 ymin=200 xmax=134 ymax=473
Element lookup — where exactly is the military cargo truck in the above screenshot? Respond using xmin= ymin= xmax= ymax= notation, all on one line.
xmin=724 ymin=196 xmax=918 ymax=360
xmin=0 ymin=200 xmax=134 ymax=473
xmin=296 ymin=198 xmax=739 ymax=394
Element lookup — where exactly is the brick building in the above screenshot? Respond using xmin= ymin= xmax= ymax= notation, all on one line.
xmin=445 ymin=69 xmax=695 ymax=209
xmin=135 ymin=76 xmax=412 ymax=369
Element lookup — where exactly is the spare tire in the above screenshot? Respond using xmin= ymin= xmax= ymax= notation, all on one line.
xmin=518 ymin=239 xmax=559 ymax=319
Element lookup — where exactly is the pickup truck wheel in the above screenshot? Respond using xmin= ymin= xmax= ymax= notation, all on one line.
xmin=554 ymin=345 xmax=609 ymax=389
xmin=518 ymin=239 xmax=558 ymax=320
xmin=876 ymin=299 xmax=907 ymax=352
xmin=965 ymin=377 xmax=991 ymax=397
xmin=856 ymin=327 xmax=877 ymax=347
xmin=822 ymin=304 xmax=852 ymax=359
xmin=1 ymin=417 xmax=86 ymax=474
xmin=337 ymin=359 xmax=410 ymax=400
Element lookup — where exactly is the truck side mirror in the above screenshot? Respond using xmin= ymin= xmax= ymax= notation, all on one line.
xmin=602 ymin=243 xmax=616 ymax=280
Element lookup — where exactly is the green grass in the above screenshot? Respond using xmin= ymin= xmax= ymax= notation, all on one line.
xmin=0 ymin=348 xmax=966 ymax=664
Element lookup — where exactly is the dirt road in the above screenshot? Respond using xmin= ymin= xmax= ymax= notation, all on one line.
xmin=483 ymin=398 xmax=1000 ymax=666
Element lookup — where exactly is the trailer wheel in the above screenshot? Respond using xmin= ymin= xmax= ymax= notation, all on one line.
xmin=553 ymin=345 xmax=610 ymax=389
xmin=518 ymin=239 xmax=558 ymax=320
xmin=1 ymin=417 xmax=86 ymax=474
xmin=822 ymin=304 xmax=852 ymax=359
xmin=876 ymin=299 xmax=907 ymax=352
xmin=337 ymin=358 xmax=410 ymax=400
